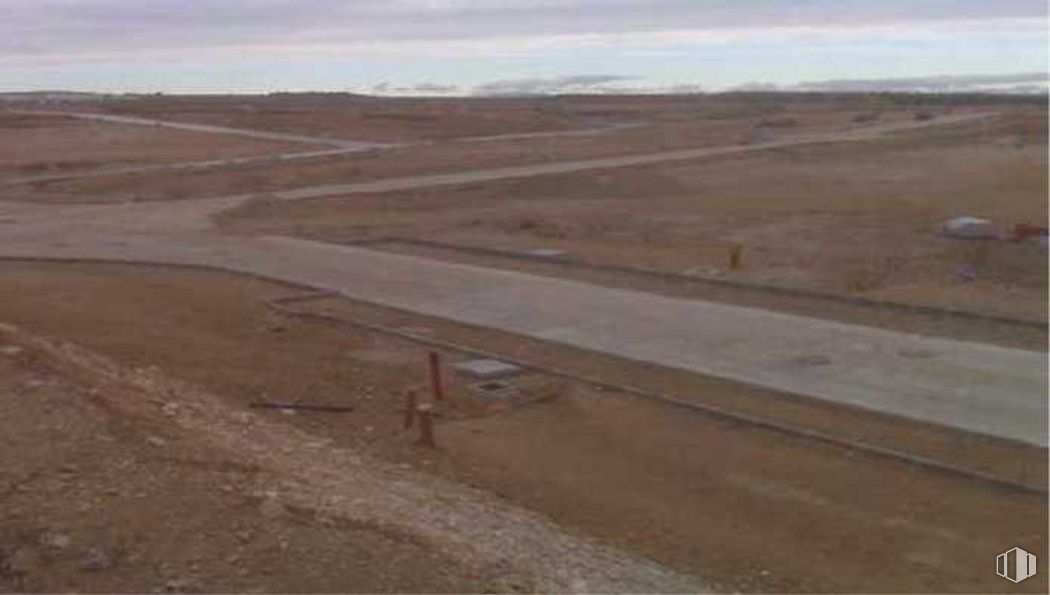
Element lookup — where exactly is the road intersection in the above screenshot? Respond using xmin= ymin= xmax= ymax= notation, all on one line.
xmin=2 ymin=110 xmax=1045 ymax=446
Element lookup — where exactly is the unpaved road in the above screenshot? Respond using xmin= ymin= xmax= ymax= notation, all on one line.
xmin=2 ymin=110 xmax=1044 ymax=446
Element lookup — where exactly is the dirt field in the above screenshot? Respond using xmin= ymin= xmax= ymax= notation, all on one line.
xmin=1 ymin=92 xmax=1046 ymax=593
xmin=326 ymin=238 xmax=1047 ymax=350
xmin=0 ymin=341 xmax=498 ymax=593
xmin=219 ymin=107 xmax=1048 ymax=320
xmin=77 ymin=93 xmax=942 ymax=140
xmin=0 ymin=261 xmax=1045 ymax=593
xmin=0 ymin=113 xmax=302 ymax=179
xmin=22 ymin=104 xmax=934 ymax=202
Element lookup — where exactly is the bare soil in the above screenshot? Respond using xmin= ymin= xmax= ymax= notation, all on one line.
xmin=340 ymin=237 xmax=1047 ymax=349
xmin=0 ymin=342 xmax=498 ymax=593
xmin=0 ymin=113 xmax=301 ymax=179
xmin=79 ymin=93 xmax=945 ymax=141
xmin=21 ymin=91 xmax=990 ymax=204
xmin=2 ymin=93 xmax=1046 ymax=593
xmin=218 ymin=108 xmax=1048 ymax=320
xmin=27 ymin=104 xmax=930 ymax=202
xmin=0 ymin=261 xmax=1045 ymax=593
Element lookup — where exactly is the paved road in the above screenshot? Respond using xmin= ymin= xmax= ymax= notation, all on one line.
xmin=13 ymin=110 xmax=399 ymax=150
xmin=237 ymin=113 xmax=1003 ymax=202
xmin=453 ymin=122 xmax=644 ymax=143
xmin=1 ymin=123 xmax=643 ymax=188
xmin=0 ymin=210 xmax=1044 ymax=446
xmin=1 ymin=110 xmax=1044 ymax=446
xmin=19 ymin=110 xmax=648 ymax=150
xmin=1 ymin=147 xmax=367 ymax=187
xmin=4 ymin=111 xmax=648 ymax=187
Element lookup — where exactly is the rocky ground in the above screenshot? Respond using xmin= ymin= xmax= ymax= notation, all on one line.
xmin=0 ymin=323 xmax=701 ymax=593
xmin=1 ymin=92 xmax=1045 ymax=593
xmin=0 ymin=263 xmax=1044 ymax=594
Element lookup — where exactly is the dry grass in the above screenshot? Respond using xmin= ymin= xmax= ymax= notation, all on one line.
xmin=82 ymin=93 xmax=870 ymax=139
xmin=1 ymin=261 xmax=1045 ymax=594
xmin=36 ymin=107 xmax=904 ymax=202
xmin=20 ymin=92 xmax=971 ymax=202
xmin=220 ymin=106 xmax=1048 ymax=319
xmin=0 ymin=113 xmax=300 ymax=178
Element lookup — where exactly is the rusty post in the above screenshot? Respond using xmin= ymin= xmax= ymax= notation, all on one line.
xmin=729 ymin=243 xmax=743 ymax=270
xmin=403 ymin=389 xmax=417 ymax=430
xmin=417 ymin=404 xmax=435 ymax=447
xmin=428 ymin=351 xmax=444 ymax=402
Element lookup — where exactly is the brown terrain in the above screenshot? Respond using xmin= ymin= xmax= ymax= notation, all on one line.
xmin=0 ymin=112 xmax=302 ymax=178
xmin=11 ymin=95 xmax=987 ymax=201
xmin=1 ymin=92 xmax=1046 ymax=593
xmin=217 ymin=106 xmax=1047 ymax=319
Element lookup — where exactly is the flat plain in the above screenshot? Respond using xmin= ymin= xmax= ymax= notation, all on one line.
xmin=1 ymin=92 xmax=1046 ymax=593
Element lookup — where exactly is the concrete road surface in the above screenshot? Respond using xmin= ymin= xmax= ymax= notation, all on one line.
xmin=12 ymin=110 xmax=399 ymax=150
xmin=256 ymin=113 xmax=998 ymax=202
xmin=0 ymin=221 xmax=1044 ymax=445
xmin=1 ymin=147 xmax=368 ymax=187
xmin=2 ymin=112 xmax=650 ymax=187
xmin=0 ymin=109 xmax=1044 ymax=446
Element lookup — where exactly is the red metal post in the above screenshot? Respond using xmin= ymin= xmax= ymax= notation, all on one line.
xmin=428 ymin=351 xmax=444 ymax=402
xmin=729 ymin=243 xmax=743 ymax=270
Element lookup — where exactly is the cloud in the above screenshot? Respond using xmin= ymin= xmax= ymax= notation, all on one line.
xmin=471 ymin=72 xmax=1050 ymax=97
xmin=3 ymin=2 xmax=1045 ymax=94
xmin=4 ymin=1 xmax=1046 ymax=63
xmin=733 ymin=72 xmax=1050 ymax=94
xmin=371 ymin=81 xmax=460 ymax=95
xmin=410 ymin=83 xmax=459 ymax=93
xmin=471 ymin=75 xmax=708 ymax=96
xmin=473 ymin=74 xmax=637 ymax=96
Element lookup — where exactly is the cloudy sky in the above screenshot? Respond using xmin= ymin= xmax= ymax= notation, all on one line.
xmin=2 ymin=0 xmax=1046 ymax=94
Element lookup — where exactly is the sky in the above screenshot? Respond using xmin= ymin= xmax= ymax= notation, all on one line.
xmin=1 ymin=0 xmax=1047 ymax=95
